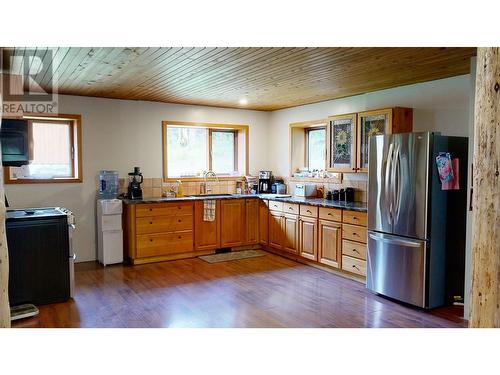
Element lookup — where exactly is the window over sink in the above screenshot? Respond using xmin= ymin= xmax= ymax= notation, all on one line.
xmin=162 ymin=121 xmax=248 ymax=180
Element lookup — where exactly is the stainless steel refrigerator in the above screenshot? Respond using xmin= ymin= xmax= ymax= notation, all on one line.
xmin=366 ymin=132 xmax=468 ymax=308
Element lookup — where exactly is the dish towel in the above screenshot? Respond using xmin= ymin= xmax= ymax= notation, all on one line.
xmin=203 ymin=200 xmax=216 ymax=222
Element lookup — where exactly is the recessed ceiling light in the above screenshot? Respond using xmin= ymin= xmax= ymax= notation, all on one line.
xmin=239 ymin=98 xmax=248 ymax=105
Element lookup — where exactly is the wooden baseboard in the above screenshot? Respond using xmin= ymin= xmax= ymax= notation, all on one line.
xmin=129 ymin=249 xmax=215 ymax=265
xmin=263 ymin=246 xmax=366 ymax=284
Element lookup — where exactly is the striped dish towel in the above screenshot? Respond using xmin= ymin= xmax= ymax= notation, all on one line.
xmin=203 ymin=200 xmax=216 ymax=221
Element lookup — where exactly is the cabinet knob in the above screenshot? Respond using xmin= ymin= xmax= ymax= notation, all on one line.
xmin=353 ymin=217 xmax=359 ymax=221
xmin=352 ymin=265 xmax=359 ymax=270
xmin=353 ymin=232 xmax=358 ymax=236
xmin=149 ymin=221 xmax=153 ymax=225
xmin=178 ymin=219 xmax=181 ymax=222
xmin=328 ymin=213 xmax=332 ymax=216
xmin=149 ymin=208 xmax=153 ymax=212
xmin=178 ymin=235 xmax=182 ymax=239
xmin=149 ymin=238 xmax=153 ymax=242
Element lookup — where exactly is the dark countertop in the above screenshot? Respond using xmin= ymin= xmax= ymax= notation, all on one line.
xmin=260 ymin=196 xmax=367 ymax=212
xmin=120 ymin=194 xmax=260 ymax=205
xmin=121 ymin=194 xmax=367 ymax=212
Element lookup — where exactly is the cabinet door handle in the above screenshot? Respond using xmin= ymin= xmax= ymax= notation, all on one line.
xmin=352 ymin=265 xmax=359 ymax=270
xmin=289 ymin=207 xmax=293 ymax=210
xmin=353 ymin=217 xmax=359 ymax=221
xmin=306 ymin=210 xmax=311 ymax=213
xmin=353 ymin=248 xmax=360 ymax=254
xmin=328 ymin=213 xmax=332 ymax=216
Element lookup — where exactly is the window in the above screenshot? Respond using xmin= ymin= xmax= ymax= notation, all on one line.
xmin=163 ymin=121 xmax=247 ymax=180
xmin=306 ymin=127 xmax=326 ymax=171
xmin=5 ymin=114 xmax=82 ymax=183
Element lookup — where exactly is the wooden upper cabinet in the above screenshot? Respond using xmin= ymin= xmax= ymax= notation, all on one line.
xmin=246 ymin=199 xmax=259 ymax=244
xmin=357 ymin=107 xmax=413 ymax=172
xmin=259 ymin=200 xmax=269 ymax=245
xmin=220 ymin=199 xmax=246 ymax=247
xmin=327 ymin=113 xmax=357 ymax=173
xmin=299 ymin=216 xmax=318 ymax=261
xmin=194 ymin=200 xmax=220 ymax=251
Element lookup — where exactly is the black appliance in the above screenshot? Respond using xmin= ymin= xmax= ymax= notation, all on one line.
xmin=271 ymin=178 xmax=285 ymax=194
xmin=258 ymin=170 xmax=273 ymax=193
xmin=332 ymin=190 xmax=340 ymax=200
xmin=6 ymin=208 xmax=70 ymax=306
xmin=127 ymin=166 xmax=143 ymax=199
xmin=0 ymin=118 xmax=30 ymax=166
xmin=345 ymin=187 xmax=355 ymax=202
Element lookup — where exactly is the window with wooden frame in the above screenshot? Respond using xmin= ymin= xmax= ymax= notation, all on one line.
xmin=162 ymin=121 xmax=248 ymax=180
xmin=4 ymin=114 xmax=82 ymax=184
xmin=289 ymin=120 xmax=328 ymax=176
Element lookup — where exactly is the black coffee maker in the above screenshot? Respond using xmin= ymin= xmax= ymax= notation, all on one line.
xmin=258 ymin=170 xmax=273 ymax=193
xmin=127 ymin=167 xmax=143 ymax=199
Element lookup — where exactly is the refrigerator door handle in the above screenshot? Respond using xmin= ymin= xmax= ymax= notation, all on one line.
xmin=394 ymin=145 xmax=402 ymax=221
xmin=368 ymin=232 xmax=422 ymax=248
xmin=384 ymin=143 xmax=394 ymax=225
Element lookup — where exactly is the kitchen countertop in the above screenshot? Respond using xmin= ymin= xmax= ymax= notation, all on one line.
xmin=121 ymin=194 xmax=367 ymax=212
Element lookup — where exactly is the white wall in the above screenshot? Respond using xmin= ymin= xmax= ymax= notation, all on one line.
xmin=4 ymin=75 xmax=474 ymax=264
xmin=268 ymin=75 xmax=472 ymax=177
xmin=5 ymin=96 xmax=271 ymax=262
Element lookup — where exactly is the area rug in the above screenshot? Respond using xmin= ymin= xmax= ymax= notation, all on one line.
xmin=199 ymin=250 xmax=266 ymax=263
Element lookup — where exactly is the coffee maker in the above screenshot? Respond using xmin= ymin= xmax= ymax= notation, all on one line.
xmin=127 ymin=167 xmax=143 ymax=199
xmin=258 ymin=170 xmax=273 ymax=193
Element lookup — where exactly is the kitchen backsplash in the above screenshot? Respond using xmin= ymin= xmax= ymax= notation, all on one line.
xmin=118 ymin=178 xmax=243 ymax=197
xmin=284 ymin=172 xmax=368 ymax=202
xmin=119 ymin=172 xmax=368 ymax=202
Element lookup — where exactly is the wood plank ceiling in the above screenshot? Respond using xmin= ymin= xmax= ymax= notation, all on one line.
xmin=2 ymin=47 xmax=477 ymax=111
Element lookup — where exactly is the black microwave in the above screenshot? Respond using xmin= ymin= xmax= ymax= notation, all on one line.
xmin=0 ymin=118 xmax=30 ymax=166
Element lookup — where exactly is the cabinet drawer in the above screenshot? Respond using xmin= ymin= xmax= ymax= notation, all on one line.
xmin=299 ymin=205 xmax=318 ymax=218
xmin=342 ymin=255 xmax=366 ymax=276
xmin=136 ymin=215 xmax=193 ymax=234
xmin=342 ymin=210 xmax=367 ymax=227
xmin=268 ymin=200 xmax=283 ymax=212
xmin=319 ymin=207 xmax=342 ymax=222
xmin=136 ymin=202 xmax=193 ymax=217
xmin=283 ymin=203 xmax=299 ymax=215
xmin=342 ymin=224 xmax=367 ymax=243
xmin=342 ymin=239 xmax=366 ymax=260
xmin=136 ymin=231 xmax=193 ymax=258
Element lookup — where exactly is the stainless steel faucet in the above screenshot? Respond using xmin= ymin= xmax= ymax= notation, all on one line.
xmin=200 ymin=170 xmax=219 ymax=195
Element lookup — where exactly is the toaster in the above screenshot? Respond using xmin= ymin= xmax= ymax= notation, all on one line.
xmin=295 ymin=183 xmax=316 ymax=197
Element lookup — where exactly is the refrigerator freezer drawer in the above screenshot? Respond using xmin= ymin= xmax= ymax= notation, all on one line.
xmin=366 ymin=231 xmax=427 ymax=308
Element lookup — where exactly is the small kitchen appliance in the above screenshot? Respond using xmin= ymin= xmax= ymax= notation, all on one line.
xmin=294 ymin=183 xmax=316 ymax=197
xmin=345 ymin=187 xmax=355 ymax=202
xmin=127 ymin=167 xmax=143 ymax=199
xmin=258 ymin=170 xmax=273 ymax=193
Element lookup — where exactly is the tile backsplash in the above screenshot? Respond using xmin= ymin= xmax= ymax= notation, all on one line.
xmin=119 ymin=172 xmax=368 ymax=202
xmin=284 ymin=172 xmax=368 ymax=202
xmin=118 ymin=178 xmax=244 ymax=198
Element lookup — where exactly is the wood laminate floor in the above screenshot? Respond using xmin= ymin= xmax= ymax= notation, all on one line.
xmin=13 ymin=251 xmax=467 ymax=328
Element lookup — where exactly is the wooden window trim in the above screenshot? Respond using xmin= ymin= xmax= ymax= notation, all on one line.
xmin=162 ymin=121 xmax=248 ymax=182
xmin=289 ymin=119 xmax=328 ymax=177
xmin=3 ymin=113 xmax=83 ymax=184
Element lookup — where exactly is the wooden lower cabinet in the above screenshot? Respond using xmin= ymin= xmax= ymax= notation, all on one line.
xmin=137 ymin=231 xmax=193 ymax=258
xmin=318 ymin=219 xmax=342 ymax=268
xmin=259 ymin=200 xmax=269 ymax=245
xmin=282 ymin=214 xmax=298 ymax=254
xmin=194 ymin=200 xmax=220 ymax=251
xmin=269 ymin=211 xmax=283 ymax=249
xmin=246 ymin=199 xmax=259 ymax=244
xmin=220 ymin=199 xmax=246 ymax=247
xmin=299 ymin=216 xmax=318 ymax=261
